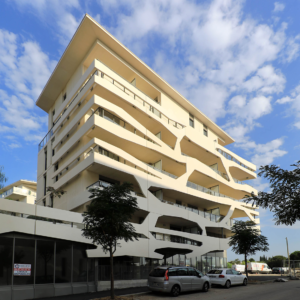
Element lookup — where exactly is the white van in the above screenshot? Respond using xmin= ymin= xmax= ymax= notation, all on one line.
xmin=247 ymin=263 xmax=272 ymax=274
xmin=232 ymin=264 xmax=245 ymax=273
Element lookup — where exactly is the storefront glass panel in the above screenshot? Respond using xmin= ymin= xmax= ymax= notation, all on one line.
xmin=0 ymin=237 xmax=13 ymax=285
xmin=35 ymin=240 xmax=54 ymax=284
xmin=14 ymin=238 xmax=35 ymax=285
xmin=55 ymin=240 xmax=72 ymax=283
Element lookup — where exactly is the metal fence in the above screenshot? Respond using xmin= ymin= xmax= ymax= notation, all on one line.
xmin=282 ymin=260 xmax=300 ymax=276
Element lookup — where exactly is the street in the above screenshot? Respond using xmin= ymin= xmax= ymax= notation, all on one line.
xmin=137 ymin=281 xmax=300 ymax=300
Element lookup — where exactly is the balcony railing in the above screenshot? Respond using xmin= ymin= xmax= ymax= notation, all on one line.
xmin=160 ymin=199 xmax=224 ymax=223
xmin=98 ymin=68 xmax=185 ymax=130
xmin=87 ymin=180 xmax=144 ymax=197
xmin=146 ymin=164 xmax=178 ymax=179
xmin=181 ymin=153 xmax=229 ymax=181
xmin=216 ymin=148 xmax=255 ymax=172
xmin=38 ymin=70 xmax=98 ymax=152
xmin=233 ymin=177 xmax=253 ymax=188
xmin=187 ymin=181 xmax=238 ymax=201
xmin=152 ymin=232 xmax=202 ymax=246
xmin=226 ymin=219 xmax=235 ymax=227
xmin=0 ymin=187 xmax=36 ymax=199
xmin=89 ymin=107 xmax=158 ymax=145
xmin=0 ymin=209 xmax=84 ymax=229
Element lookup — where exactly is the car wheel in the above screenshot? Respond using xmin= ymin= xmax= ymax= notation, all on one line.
xmin=202 ymin=282 xmax=209 ymax=292
xmin=225 ymin=280 xmax=231 ymax=289
xmin=171 ymin=285 xmax=180 ymax=297
xmin=243 ymin=278 xmax=247 ymax=286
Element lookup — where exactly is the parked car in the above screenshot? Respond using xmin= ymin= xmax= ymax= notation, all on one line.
xmin=272 ymin=267 xmax=288 ymax=274
xmin=147 ymin=266 xmax=210 ymax=297
xmin=207 ymin=268 xmax=247 ymax=288
xmin=247 ymin=262 xmax=272 ymax=274
xmin=232 ymin=264 xmax=245 ymax=273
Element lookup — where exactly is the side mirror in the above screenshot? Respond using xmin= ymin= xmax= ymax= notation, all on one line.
xmin=197 ymin=274 xmax=202 ymax=278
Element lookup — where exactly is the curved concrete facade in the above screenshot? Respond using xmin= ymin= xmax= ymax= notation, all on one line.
xmin=35 ymin=15 xmax=259 ymax=265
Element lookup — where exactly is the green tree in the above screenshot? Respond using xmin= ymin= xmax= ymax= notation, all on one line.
xmin=0 ymin=166 xmax=8 ymax=189
xmin=245 ymin=161 xmax=300 ymax=225
xmin=249 ymin=258 xmax=255 ymax=262
xmin=227 ymin=262 xmax=232 ymax=269
xmin=82 ymin=182 xmax=139 ymax=300
xmin=259 ymin=255 xmax=268 ymax=262
xmin=290 ymin=251 xmax=300 ymax=260
xmin=229 ymin=221 xmax=269 ymax=277
xmin=267 ymin=255 xmax=287 ymax=269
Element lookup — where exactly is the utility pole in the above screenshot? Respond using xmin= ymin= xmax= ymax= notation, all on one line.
xmin=286 ymin=237 xmax=291 ymax=276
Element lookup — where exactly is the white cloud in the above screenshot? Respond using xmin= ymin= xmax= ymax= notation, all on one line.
xmin=9 ymin=143 xmax=21 ymax=149
xmin=10 ymin=0 xmax=81 ymax=46
xmin=234 ymin=137 xmax=287 ymax=167
xmin=0 ymin=29 xmax=56 ymax=145
xmin=276 ymin=83 xmax=300 ymax=129
xmin=273 ymin=2 xmax=285 ymax=12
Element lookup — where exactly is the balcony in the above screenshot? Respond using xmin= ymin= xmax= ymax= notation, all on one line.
xmin=151 ymin=232 xmax=202 ymax=247
xmin=160 ymin=199 xmax=224 ymax=223
xmin=146 ymin=164 xmax=178 ymax=179
xmin=87 ymin=180 xmax=144 ymax=197
xmin=217 ymin=148 xmax=255 ymax=173
xmin=187 ymin=181 xmax=238 ymax=201
xmin=99 ymin=69 xmax=185 ymax=130
xmin=0 ymin=187 xmax=36 ymax=200
xmin=38 ymin=69 xmax=98 ymax=152
xmin=233 ymin=177 xmax=253 ymax=187
xmin=0 ymin=208 xmax=84 ymax=229
xmin=89 ymin=106 xmax=158 ymax=145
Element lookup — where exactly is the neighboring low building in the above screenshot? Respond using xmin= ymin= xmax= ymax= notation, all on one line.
xmin=0 ymin=180 xmax=37 ymax=204
xmin=0 ymin=14 xmax=260 ymax=300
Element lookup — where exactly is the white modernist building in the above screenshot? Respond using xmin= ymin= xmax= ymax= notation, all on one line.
xmin=0 ymin=14 xmax=259 ymax=300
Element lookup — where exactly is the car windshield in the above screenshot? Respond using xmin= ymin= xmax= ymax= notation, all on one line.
xmin=208 ymin=270 xmax=223 ymax=274
xmin=149 ymin=269 xmax=166 ymax=277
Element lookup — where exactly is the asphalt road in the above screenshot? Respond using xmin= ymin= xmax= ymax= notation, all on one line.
xmin=138 ymin=281 xmax=300 ymax=300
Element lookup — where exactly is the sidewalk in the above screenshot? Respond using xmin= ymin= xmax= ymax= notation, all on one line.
xmin=32 ymin=286 xmax=149 ymax=300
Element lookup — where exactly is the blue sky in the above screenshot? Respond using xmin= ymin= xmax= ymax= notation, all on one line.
xmin=0 ymin=0 xmax=299 ymax=262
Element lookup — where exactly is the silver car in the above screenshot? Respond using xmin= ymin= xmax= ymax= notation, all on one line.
xmin=147 ymin=266 xmax=210 ymax=297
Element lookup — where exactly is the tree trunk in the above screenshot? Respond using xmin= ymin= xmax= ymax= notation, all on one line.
xmin=245 ymin=253 xmax=248 ymax=278
xmin=110 ymin=249 xmax=114 ymax=300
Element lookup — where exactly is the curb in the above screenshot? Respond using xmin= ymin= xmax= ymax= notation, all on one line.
xmin=248 ymin=280 xmax=275 ymax=284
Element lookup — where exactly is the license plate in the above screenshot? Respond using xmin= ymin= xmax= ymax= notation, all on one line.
xmin=153 ymin=283 xmax=159 ymax=286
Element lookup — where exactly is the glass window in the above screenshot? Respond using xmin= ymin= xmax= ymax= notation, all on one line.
xmin=226 ymin=270 xmax=233 ymax=274
xmin=0 ymin=237 xmax=13 ymax=286
xmin=196 ymin=269 xmax=204 ymax=277
xmin=35 ymin=240 xmax=54 ymax=284
xmin=55 ymin=241 xmax=72 ymax=283
xmin=203 ymin=125 xmax=208 ymax=136
xmin=232 ymin=270 xmax=239 ymax=275
xmin=188 ymin=268 xmax=197 ymax=276
xmin=14 ymin=238 xmax=35 ymax=285
xmin=177 ymin=268 xmax=187 ymax=276
xmin=73 ymin=243 xmax=87 ymax=282
xmin=189 ymin=113 xmax=194 ymax=128
xmin=207 ymin=269 xmax=223 ymax=274
xmin=149 ymin=268 xmax=166 ymax=277
xmin=87 ymin=259 xmax=95 ymax=282
xmin=168 ymin=269 xmax=178 ymax=277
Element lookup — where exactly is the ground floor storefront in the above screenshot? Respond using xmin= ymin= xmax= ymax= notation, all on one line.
xmin=0 ymin=233 xmax=227 ymax=299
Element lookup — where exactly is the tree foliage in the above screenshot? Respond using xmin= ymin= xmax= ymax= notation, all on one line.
xmin=82 ymin=182 xmax=139 ymax=300
xmin=229 ymin=221 xmax=269 ymax=277
xmin=249 ymin=258 xmax=255 ymax=262
xmin=290 ymin=251 xmax=300 ymax=260
xmin=267 ymin=255 xmax=287 ymax=269
xmin=244 ymin=161 xmax=300 ymax=226
xmin=0 ymin=166 xmax=8 ymax=189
